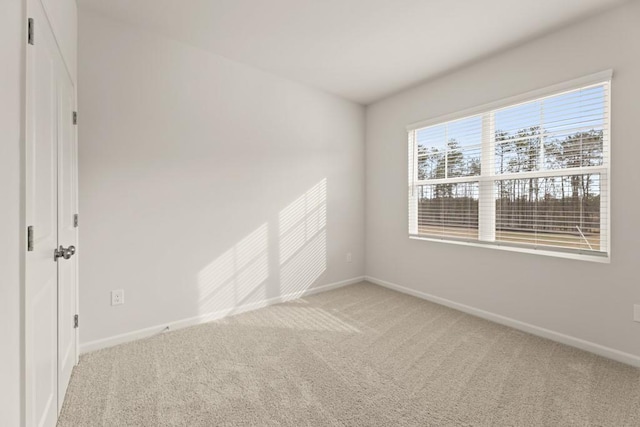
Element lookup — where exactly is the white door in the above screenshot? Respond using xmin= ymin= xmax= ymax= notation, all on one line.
xmin=57 ymin=64 xmax=78 ymax=411
xmin=25 ymin=1 xmax=78 ymax=425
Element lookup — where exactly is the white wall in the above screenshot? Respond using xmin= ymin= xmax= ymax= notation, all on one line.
xmin=0 ymin=1 xmax=25 ymax=424
xmin=366 ymin=1 xmax=640 ymax=361
xmin=78 ymin=11 xmax=365 ymax=347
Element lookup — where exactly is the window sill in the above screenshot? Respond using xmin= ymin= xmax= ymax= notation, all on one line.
xmin=408 ymin=235 xmax=610 ymax=263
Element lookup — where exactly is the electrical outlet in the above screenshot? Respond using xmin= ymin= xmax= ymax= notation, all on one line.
xmin=346 ymin=252 xmax=352 ymax=263
xmin=634 ymin=304 xmax=640 ymax=323
xmin=111 ymin=290 xmax=124 ymax=306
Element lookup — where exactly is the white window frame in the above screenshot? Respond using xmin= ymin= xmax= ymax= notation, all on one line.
xmin=407 ymin=70 xmax=612 ymax=263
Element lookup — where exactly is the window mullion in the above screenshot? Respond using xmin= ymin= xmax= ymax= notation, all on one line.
xmin=408 ymin=130 xmax=418 ymax=235
xmin=479 ymin=111 xmax=495 ymax=242
xmin=444 ymin=126 xmax=448 ymax=179
xmin=601 ymin=82 xmax=611 ymax=253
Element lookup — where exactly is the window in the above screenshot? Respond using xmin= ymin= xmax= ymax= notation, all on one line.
xmin=408 ymin=72 xmax=611 ymax=260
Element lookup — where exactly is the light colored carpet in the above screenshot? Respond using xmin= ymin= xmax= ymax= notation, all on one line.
xmin=58 ymin=282 xmax=640 ymax=426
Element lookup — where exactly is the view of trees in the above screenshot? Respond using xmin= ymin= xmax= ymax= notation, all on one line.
xmin=417 ymin=139 xmax=480 ymax=181
xmin=494 ymin=128 xmax=602 ymax=236
xmin=416 ymin=127 xmax=604 ymax=244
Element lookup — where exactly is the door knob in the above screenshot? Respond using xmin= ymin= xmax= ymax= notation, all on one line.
xmin=54 ymin=245 xmax=76 ymax=261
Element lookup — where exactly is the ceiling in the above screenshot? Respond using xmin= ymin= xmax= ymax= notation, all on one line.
xmin=78 ymin=0 xmax=627 ymax=105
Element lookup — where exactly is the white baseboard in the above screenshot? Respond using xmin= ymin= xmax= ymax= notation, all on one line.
xmin=364 ymin=276 xmax=640 ymax=368
xmin=80 ymin=276 xmax=364 ymax=354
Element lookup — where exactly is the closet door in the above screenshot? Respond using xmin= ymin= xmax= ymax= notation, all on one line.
xmin=57 ymin=66 xmax=78 ymax=411
xmin=26 ymin=1 xmax=78 ymax=424
xmin=25 ymin=3 xmax=60 ymax=425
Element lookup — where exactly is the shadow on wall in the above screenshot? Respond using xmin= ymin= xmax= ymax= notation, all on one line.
xmin=196 ymin=179 xmax=328 ymax=318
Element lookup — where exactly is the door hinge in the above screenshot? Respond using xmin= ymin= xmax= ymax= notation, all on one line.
xmin=74 ymin=214 xmax=79 ymax=228
xmin=73 ymin=111 xmax=78 ymax=125
xmin=27 ymin=226 xmax=34 ymax=251
xmin=74 ymin=315 xmax=79 ymax=329
xmin=28 ymin=18 xmax=34 ymax=45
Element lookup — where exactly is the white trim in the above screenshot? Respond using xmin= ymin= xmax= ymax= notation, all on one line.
xmin=603 ymin=79 xmax=612 ymax=257
xmin=79 ymin=276 xmax=365 ymax=354
xmin=478 ymin=112 xmax=495 ymax=242
xmin=409 ymin=235 xmax=610 ymax=263
xmin=407 ymin=69 xmax=613 ymax=131
xmin=364 ymin=276 xmax=640 ymax=368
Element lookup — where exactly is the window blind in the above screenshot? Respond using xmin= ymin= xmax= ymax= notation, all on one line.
xmin=408 ymin=73 xmax=610 ymax=258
